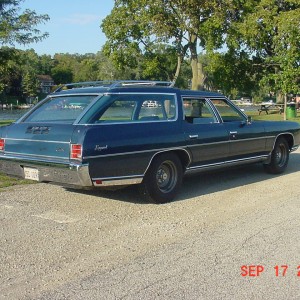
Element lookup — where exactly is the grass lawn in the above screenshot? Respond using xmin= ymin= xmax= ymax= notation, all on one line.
xmin=0 ymin=173 xmax=34 ymax=190
xmin=0 ymin=119 xmax=34 ymax=189
xmin=249 ymin=111 xmax=300 ymax=122
xmin=0 ymin=120 xmax=14 ymax=126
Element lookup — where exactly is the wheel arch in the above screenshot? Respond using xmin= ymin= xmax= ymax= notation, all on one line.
xmin=144 ymin=148 xmax=191 ymax=176
xmin=274 ymin=133 xmax=295 ymax=151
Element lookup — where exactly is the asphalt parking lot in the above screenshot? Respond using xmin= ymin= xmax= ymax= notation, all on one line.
xmin=1 ymin=148 xmax=300 ymax=300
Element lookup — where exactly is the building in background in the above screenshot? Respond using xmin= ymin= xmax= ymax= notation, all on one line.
xmin=37 ymin=75 xmax=54 ymax=94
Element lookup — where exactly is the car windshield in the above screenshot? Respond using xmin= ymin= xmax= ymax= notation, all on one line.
xmin=22 ymin=95 xmax=97 ymax=123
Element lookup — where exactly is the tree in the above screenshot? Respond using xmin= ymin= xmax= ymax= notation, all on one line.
xmin=0 ymin=46 xmax=22 ymax=98
xmin=51 ymin=54 xmax=78 ymax=84
xmin=101 ymin=0 xmax=228 ymax=90
xmin=0 ymin=0 xmax=49 ymax=45
xmin=205 ymin=50 xmax=259 ymax=98
xmin=22 ymin=69 xmax=40 ymax=99
xmin=0 ymin=1 xmax=49 ymax=101
xmin=229 ymin=0 xmax=300 ymax=100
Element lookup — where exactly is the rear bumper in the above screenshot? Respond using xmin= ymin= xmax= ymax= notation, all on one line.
xmin=0 ymin=155 xmax=93 ymax=188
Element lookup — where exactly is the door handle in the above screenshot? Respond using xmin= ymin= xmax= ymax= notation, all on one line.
xmin=230 ymin=131 xmax=237 ymax=139
xmin=189 ymin=134 xmax=199 ymax=139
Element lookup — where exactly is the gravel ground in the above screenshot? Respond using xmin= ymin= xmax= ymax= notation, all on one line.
xmin=0 ymin=148 xmax=300 ymax=300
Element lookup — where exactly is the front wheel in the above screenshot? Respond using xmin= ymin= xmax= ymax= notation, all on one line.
xmin=140 ymin=153 xmax=183 ymax=204
xmin=264 ymin=137 xmax=289 ymax=174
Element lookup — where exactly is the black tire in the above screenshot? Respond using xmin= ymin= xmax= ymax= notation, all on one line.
xmin=139 ymin=153 xmax=183 ymax=204
xmin=264 ymin=137 xmax=289 ymax=174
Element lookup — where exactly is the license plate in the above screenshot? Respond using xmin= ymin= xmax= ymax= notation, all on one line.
xmin=24 ymin=167 xmax=39 ymax=181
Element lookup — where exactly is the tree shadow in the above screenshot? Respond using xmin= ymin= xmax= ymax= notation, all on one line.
xmin=65 ymin=152 xmax=300 ymax=204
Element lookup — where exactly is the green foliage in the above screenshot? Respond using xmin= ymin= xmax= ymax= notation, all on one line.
xmin=0 ymin=1 xmax=49 ymax=102
xmin=0 ymin=46 xmax=21 ymax=95
xmin=102 ymin=0 xmax=299 ymax=95
xmin=0 ymin=0 xmax=49 ymax=45
xmin=22 ymin=69 xmax=39 ymax=97
xmin=205 ymin=50 xmax=259 ymax=98
xmin=231 ymin=0 xmax=300 ymax=95
xmin=1 ymin=0 xmax=299 ymax=101
xmin=0 ymin=119 xmax=13 ymax=126
xmin=101 ymin=0 xmax=229 ymax=89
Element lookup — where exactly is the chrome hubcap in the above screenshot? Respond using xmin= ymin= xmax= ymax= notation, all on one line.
xmin=156 ymin=160 xmax=177 ymax=193
xmin=275 ymin=143 xmax=287 ymax=167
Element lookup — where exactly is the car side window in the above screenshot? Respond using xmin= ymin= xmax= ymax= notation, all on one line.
xmin=99 ymin=100 xmax=136 ymax=122
xmin=139 ymin=97 xmax=176 ymax=121
xmin=91 ymin=94 xmax=177 ymax=123
xmin=210 ymin=99 xmax=246 ymax=122
xmin=183 ymin=98 xmax=217 ymax=124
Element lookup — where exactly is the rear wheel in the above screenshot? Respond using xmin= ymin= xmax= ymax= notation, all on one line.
xmin=264 ymin=137 xmax=289 ymax=174
xmin=140 ymin=153 xmax=183 ymax=204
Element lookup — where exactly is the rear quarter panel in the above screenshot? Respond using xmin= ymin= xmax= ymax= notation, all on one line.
xmin=81 ymin=121 xmax=185 ymax=179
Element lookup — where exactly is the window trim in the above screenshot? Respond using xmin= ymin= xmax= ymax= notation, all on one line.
xmin=209 ymin=98 xmax=248 ymax=123
xmin=181 ymin=96 xmax=220 ymax=124
xmin=77 ymin=92 xmax=179 ymax=125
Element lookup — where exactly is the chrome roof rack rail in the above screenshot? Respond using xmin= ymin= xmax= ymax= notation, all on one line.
xmin=109 ymin=80 xmax=173 ymax=88
xmin=53 ymin=80 xmax=174 ymax=93
xmin=53 ymin=81 xmax=115 ymax=93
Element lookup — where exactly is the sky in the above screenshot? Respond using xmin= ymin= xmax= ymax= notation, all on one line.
xmin=18 ymin=0 xmax=115 ymax=56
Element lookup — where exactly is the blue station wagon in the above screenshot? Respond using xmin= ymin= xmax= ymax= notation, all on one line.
xmin=0 ymin=81 xmax=300 ymax=203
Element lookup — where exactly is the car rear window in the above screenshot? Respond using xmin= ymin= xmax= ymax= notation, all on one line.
xmin=22 ymin=95 xmax=97 ymax=123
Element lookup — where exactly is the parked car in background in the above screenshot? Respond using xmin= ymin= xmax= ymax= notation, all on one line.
xmin=0 ymin=81 xmax=300 ymax=203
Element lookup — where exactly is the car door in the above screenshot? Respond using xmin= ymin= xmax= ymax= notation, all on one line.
xmin=210 ymin=98 xmax=267 ymax=160
xmin=182 ymin=97 xmax=230 ymax=169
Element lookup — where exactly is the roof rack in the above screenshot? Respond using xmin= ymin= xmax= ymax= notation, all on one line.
xmin=53 ymin=81 xmax=114 ymax=93
xmin=53 ymin=80 xmax=174 ymax=93
xmin=110 ymin=80 xmax=174 ymax=88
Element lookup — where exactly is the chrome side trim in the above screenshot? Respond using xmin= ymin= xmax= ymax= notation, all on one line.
xmin=229 ymin=136 xmax=268 ymax=143
xmin=92 ymin=175 xmax=143 ymax=186
xmin=84 ymin=146 xmax=191 ymax=160
xmin=78 ymin=118 xmax=178 ymax=126
xmin=84 ymin=137 xmax=268 ymax=160
xmin=3 ymin=151 xmax=70 ymax=161
xmin=186 ymin=155 xmax=269 ymax=173
xmin=4 ymin=138 xmax=70 ymax=144
xmin=104 ymin=92 xmax=176 ymax=96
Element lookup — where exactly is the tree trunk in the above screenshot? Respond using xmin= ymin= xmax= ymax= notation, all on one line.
xmin=172 ymin=54 xmax=182 ymax=87
xmin=191 ymin=58 xmax=205 ymax=90
xmin=189 ymin=36 xmax=205 ymax=90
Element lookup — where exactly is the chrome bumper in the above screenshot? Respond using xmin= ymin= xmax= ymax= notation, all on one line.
xmin=291 ymin=145 xmax=299 ymax=152
xmin=0 ymin=155 xmax=92 ymax=188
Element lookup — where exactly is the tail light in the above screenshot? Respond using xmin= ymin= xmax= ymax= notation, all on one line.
xmin=0 ymin=138 xmax=5 ymax=151
xmin=70 ymin=144 xmax=82 ymax=160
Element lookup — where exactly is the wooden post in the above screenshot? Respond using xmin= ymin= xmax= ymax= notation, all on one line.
xmin=284 ymin=94 xmax=287 ymax=121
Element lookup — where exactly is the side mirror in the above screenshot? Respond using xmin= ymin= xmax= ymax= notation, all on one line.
xmin=240 ymin=116 xmax=252 ymax=127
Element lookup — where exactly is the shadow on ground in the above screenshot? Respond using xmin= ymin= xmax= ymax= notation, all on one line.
xmin=65 ymin=152 xmax=300 ymax=204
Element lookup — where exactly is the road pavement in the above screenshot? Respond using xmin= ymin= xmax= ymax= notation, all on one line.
xmin=1 ymin=149 xmax=300 ymax=299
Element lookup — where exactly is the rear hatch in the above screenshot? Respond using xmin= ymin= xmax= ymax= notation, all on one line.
xmin=0 ymin=93 xmax=98 ymax=162
xmin=2 ymin=122 xmax=76 ymax=163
